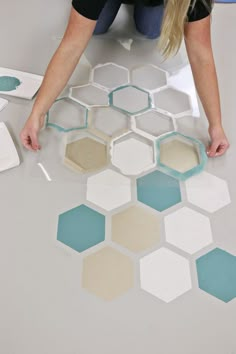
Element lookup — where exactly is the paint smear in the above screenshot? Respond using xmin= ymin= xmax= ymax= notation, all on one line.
xmin=0 ymin=76 xmax=21 ymax=91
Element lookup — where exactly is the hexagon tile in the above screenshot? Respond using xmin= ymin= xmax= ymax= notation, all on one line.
xmin=140 ymin=248 xmax=192 ymax=302
xmin=64 ymin=135 xmax=108 ymax=173
xmin=112 ymin=205 xmax=161 ymax=253
xmin=156 ymin=132 xmax=208 ymax=181
xmin=69 ymin=84 xmax=109 ymax=107
xmin=111 ymin=133 xmax=155 ymax=176
xmin=137 ymin=170 xmax=182 ymax=212
xmin=57 ymin=205 xmax=105 ymax=253
xmin=134 ymin=110 xmax=174 ymax=138
xmin=154 ymin=87 xmax=192 ymax=117
xmin=165 ymin=207 xmax=213 ymax=254
xmin=88 ymin=106 xmax=129 ymax=141
xmin=109 ymin=85 xmax=151 ymax=115
xmin=46 ymin=97 xmax=88 ymax=132
xmin=185 ymin=171 xmax=231 ymax=213
xmin=131 ymin=64 xmax=168 ymax=91
xmin=196 ymin=248 xmax=236 ymax=303
xmin=92 ymin=63 xmax=129 ymax=90
xmin=82 ymin=246 xmax=134 ymax=301
xmin=87 ymin=169 xmax=132 ymax=211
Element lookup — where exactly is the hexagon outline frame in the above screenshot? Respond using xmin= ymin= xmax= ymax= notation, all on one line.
xmin=156 ymin=131 xmax=208 ymax=181
xmin=131 ymin=64 xmax=169 ymax=92
xmin=153 ymin=85 xmax=193 ymax=118
xmin=109 ymin=85 xmax=152 ymax=116
xmin=46 ymin=96 xmax=88 ymax=132
xmin=69 ymin=83 xmax=110 ymax=108
xmin=91 ymin=62 xmax=130 ymax=90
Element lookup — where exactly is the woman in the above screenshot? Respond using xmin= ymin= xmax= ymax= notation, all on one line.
xmin=20 ymin=0 xmax=230 ymax=157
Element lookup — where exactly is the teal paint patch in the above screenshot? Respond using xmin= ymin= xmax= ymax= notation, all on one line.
xmin=57 ymin=204 xmax=105 ymax=252
xmin=196 ymin=248 xmax=236 ymax=303
xmin=156 ymin=132 xmax=208 ymax=181
xmin=0 ymin=76 xmax=21 ymax=91
xmin=137 ymin=170 xmax=181 ymax=212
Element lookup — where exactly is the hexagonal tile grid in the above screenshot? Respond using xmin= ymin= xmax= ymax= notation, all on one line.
xmin=112 ymin=205 xmax=161 ymax=253
xmin=87 ymin=169 xmax=132 ymax=211
xmin=131 ymin=64 xmax=168 ymax=91
xmin=154 ymin=87 xmax=192 ymax=117
xmin=82 ymin=246 xmax=134 ymax=301
xmin=165 ymin=207 xmax=213 ymax=254
xmin=134 ymin=110 xmax=174 ymax=138
xmin=69 ymin=84 xmax=109 ymax=107
xmin=46 ymin=97 xmax=88 ymax=132
xmin=64 ymin=135 xmax=108 ymax=173
xmin=57 ymin=205 xmax=105 ymax=253
xmin=88 ymin=106 xmax=129 ymax=141
xmin=109 ymin=85 xmax=151 ymax=115
xmin=140 ymin=248 xmax=192 ymax=302
xmin=185 ymin=171 xmax=231 ymax=213
xmin=137 ymin=170 xmax=182 ymax=212
xmin=111 ymin=133 xmax=155 ymax=176
xmin=196 ymin=248 xmax=236 ymax=303
xmin=156 ymin=132 xmax=208 ymax=181
xmin=92 ymin=63 xmax=129 ymax=90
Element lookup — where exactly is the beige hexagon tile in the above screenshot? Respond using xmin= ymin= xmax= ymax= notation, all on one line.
xmin=112 ymin=205 xmax=161 ymax=253
xmin=82 ymin=246 xmax=135 ymax=301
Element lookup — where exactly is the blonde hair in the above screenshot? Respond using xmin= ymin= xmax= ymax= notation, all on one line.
xmin=158 ymin=0 xmax=211 ymax=58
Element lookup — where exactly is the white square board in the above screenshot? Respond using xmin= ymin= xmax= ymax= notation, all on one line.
xmin=0 ymin=67 xmax=43 ymax=99
xmin=0 ymin=97 xmax=8 ymax=112
xmin=0 ymin=122 xmax=20 ymax=172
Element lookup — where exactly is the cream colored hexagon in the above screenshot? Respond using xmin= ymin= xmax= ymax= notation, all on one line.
xmin=112 ymin=205 xmax=161 ymax=252
xmin=82 ymin=246 xmax=134 ymax=301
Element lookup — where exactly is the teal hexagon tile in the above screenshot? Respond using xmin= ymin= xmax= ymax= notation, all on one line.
xmin=46 ymin=97 xmax=88 ymax=132
xmin=109 ymin=85 xmax=151 ymax=115
xmin=137 ymin=170 xmax=181 ymax=212
xmin=57 ymin=205 xmax=105 ymax=252
xmin=156 ymin=132 xmax=208 ymax=181
xmin=196 ymin=248 xmax=236 ymax=303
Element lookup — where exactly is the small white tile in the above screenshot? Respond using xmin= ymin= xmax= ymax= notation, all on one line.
xmin=0 ymin=98 xmax=8 ymax=112
xmin=0 ymin=122 xmax=20 ymax=172
xmin=140 ymin=247 xmax=192 ymax=303
xmin=165 ymin=207 xmax=213 ymax=254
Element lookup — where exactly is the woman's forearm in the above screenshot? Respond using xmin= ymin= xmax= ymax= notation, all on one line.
xmin=31 ymin=9 xmax=96 ymax=121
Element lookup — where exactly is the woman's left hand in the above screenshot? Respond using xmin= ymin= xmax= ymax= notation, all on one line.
xmin=207 ymin=125 xmax=230 ymax=158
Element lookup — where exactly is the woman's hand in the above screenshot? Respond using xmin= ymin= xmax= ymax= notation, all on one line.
xmin=207 ymin=124 xmax=230 ymax=158
xmin=20 ymin=115 xmax=45 ymax=151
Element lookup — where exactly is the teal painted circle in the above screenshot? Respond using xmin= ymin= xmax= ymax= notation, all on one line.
xmin=0 ymin=76 xmax=21 ymax=91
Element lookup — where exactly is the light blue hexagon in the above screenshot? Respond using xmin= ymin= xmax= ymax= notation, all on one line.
xmin=156 ymin=132 xmax=208 ymax=181
xmin=57 ymin=205 xmax=105 ymax=252
xmin=137 ymin=170 xmax=182 ymax=212
xmin=196 ymin=248 xmax=236 ymax=303
xmin=109 ymin=85 xmax=152 ymax=115
xmin=46 ymin=97 xmax=88 ymax=132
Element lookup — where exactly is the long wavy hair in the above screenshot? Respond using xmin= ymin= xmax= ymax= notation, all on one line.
xmin=158 ymin=0 xmax=212 ymax=58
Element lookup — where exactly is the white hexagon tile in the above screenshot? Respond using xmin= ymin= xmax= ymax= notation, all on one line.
xmin=131 ymin=64 xmax=168 ymax=91
xmin=154 ymin=87 xmax=192 ymax=117
xmin=164 ymin=207 xmax=213 ymax=254
xmin=86 ymin=169 xmax=132 ymax=211
xmin=140 ymin=248 xmax=192 ymax=303
xmin=69 ymin=84 xmax=109 ymax=107
xmin=92 ymin=63 xmax=129 ymax=90
xmin=185 ymin=171 xmax=231 ymax=213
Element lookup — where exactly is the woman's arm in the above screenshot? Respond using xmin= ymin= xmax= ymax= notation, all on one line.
xmin=20 ymin=8 xmax=96 ymax=151
xmin=184 ymin=16 xmax=229 ymax=157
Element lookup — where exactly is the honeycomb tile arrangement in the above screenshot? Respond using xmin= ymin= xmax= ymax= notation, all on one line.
xmin=48 ymin=62 xmax=233 ymax=303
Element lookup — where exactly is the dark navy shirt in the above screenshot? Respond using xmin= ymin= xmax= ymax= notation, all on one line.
xmin=72 ymin=0 xmax=212 ymax=22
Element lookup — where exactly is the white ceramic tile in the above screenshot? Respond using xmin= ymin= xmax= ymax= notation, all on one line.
xmin=112 ymin=135 xmax=155 ymax=175
xmin=154 ymin=87 xmax=192 ymax=117
xmin=0 ymin=67 xmax=43 ymax=99
xmin=131 ymin=64 xmax=168 ymax=91
xmin=140 ymin=248 xmax=192 ymax=303
xmin=0 ymin=98 xmax=8 ymax=112
xmin=134 ymin=110 xmax=174 ymax=138
xmin=92 ymin=63 xmax=129 ymax=89
xmin=165 ymin=207 xmax=213 ymax=254
xmin=0 ymin=122 xmax=20 ymax=172
xmin=70 ymin=84 xmax=109 ymax=107
xmin=185 ymin=172 xmax=231 ymax=213
xmin=87 ymin=169 xmax=132 ymax=211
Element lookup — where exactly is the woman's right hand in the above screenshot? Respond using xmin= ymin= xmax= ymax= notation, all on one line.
xmin=20 ymin=114 xmax=45 ymax=151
